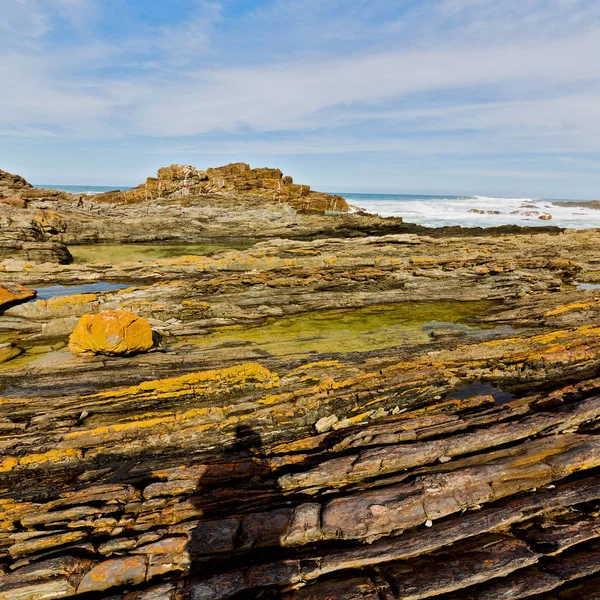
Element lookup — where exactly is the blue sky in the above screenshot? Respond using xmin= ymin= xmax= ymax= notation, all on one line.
xmin=1 ymin=0 xmax=600 ymax=197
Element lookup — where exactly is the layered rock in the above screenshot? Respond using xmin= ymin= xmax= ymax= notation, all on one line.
xmin=0 ymin=282 xmax=36 ymax=310
xmin=1 ymin=166 xmax=600 ymax=599
xmin=0 ymin=166 xmax=565 ymax=265
xmin=0 ymin=343 xmax=20 ymax=364
xmin=98 ymin=162 xmax=350 ymax=213
xmin=0 ymin=168 xmax=33 ymax=198
xmin=1 ymin=333 xmax=600 ymax=599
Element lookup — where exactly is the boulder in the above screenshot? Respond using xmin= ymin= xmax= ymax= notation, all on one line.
xmin=0 ymin=283 xmax=36 ymax=310
xmin=69 ymin=310 xmax=154 ymax=356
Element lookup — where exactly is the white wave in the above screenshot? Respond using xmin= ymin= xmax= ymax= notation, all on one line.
xmin=346 ymin=194 xmax=600 ymax=229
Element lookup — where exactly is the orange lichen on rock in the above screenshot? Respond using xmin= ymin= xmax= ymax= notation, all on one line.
xmin=544 ymin=299 xmax=600 ymax=317
xmin=84 ymin=362 xmax=279 ymax=403
xmin=0 ymin=282 xmax=36 ymax=310
xmin=43 ymin=293 xmax=97 ymax=310
xmin=69 ymin=309 xmax=154 ymax=356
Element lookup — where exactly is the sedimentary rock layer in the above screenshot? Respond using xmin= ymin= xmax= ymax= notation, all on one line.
xmin=1 ymin=166 xmax=600 ymax=599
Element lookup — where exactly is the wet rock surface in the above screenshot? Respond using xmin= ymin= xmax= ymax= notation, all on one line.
xmin=1 ymin=166 xmax=600 ymax=599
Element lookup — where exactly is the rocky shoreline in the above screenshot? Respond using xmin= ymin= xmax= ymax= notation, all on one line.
xmin=1 ymin=164 xmax=600 ymax=599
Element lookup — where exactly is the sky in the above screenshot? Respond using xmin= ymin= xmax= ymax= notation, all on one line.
xmin=1 ymin=0 xmax=600 ymax=198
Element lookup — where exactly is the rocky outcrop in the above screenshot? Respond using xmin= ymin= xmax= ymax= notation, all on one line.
xmin=1 ymin=328 xmax=600 ymax=598
xmin=68 ymin=310 xmax=154 ymax=356
xmin=0 ymin=241 xmax=72 ymax=264
xmin=0 ymin=166 xmax=568 ymax=265
xmin=98 ymin=162 xmax=350 ymax=213
xmin=554 ymin=199 xmax=600 ymax=209
xmin=0 ymin=232 xmax=578 ymax=343
xmin=0 ymin=169 xmax=33 ymax=198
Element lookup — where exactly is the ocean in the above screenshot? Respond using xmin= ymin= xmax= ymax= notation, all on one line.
xmin=340 ymin=193 xmax=600 ymax=229
xmin=35 ymin=185 xmax=600 ymax=229
xmin=37 ymin=184 xmax=131 ymax=195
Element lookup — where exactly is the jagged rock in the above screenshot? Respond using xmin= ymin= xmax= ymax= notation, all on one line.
xmin=96 ymin=162 xmax=350 ymax=213
xmin=68 ymin=309 xmax=154 ymax=356
xmin=0 ymin=241 xmax=72 ymax=263
xmin=0 ymin=169 xmax=33 ymax=197
xmin=0 ymin=197 xmax=27 ymax=208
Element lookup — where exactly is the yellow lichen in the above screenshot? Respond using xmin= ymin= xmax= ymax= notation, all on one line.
xmin=43 ymin=293 xmax=97 ymax=310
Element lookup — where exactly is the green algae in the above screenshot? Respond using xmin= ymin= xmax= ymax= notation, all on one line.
xmin=69 ymin=240 xmax=257 ymax=264
xmin=177 ymin=301 xmax=496 ymax=357
xmin=0 ymin=350 xmax=44 ymax=371
xmin=0 ymin=336 xmax=68 ymax=371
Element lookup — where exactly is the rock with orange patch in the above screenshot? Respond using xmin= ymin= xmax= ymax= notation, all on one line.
xmin=0 ymin=283 xmax=36 ymax=310
xmin=0 ymin=196 xmax=27 ymax=208
xmin=69 ymin=310 xmax=154 ymax=356
xmin=77 ymin=556 xmax=147 ymax=593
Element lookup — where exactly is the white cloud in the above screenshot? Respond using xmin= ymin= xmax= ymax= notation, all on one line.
xmin=1 ymin=0 xmax=600 ymax=160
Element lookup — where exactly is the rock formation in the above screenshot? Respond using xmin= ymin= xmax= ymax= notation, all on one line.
xmin=1 ymin=164 xmax=600 ymax=599
xmin=0 ymin=282 xmax=36 ymax=310
xmin=0 ymin=166 xmax=565 ymax=265
xmin=0 ymin=168 xmax=33 ymax=198
xmin=96 ymin=162 xmax=350 ymax=213
xmin=69 ymin=310 xmax=155 ymax=356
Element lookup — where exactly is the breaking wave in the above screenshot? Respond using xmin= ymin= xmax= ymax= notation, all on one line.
xmin=342 ymin=193 xmax=600 ymax=229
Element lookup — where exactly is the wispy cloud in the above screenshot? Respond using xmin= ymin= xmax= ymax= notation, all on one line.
xmin=1 ymin=0 xmax=600 ymax=195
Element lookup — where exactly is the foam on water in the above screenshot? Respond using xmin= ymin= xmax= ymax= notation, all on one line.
xmin=35 ymin=184 xmax=132 ymax=195
xmin=341 ymin=193 xmax=600 ymax=229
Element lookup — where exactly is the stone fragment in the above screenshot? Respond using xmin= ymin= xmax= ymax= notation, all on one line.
xmin=384 ymin=536 xmax=540 ymax=599
xmin=315 ymin=414 xmax=338 ymax=433
xmin=281 ymin=503 xmax=322 ymax=547
xmin=0 ymin=282 xmax=36 ymax=310
xmin=283 ymin=576 xmax=382 ymax=600
xmin=69 ymin=309 xmax=154 ymax=356
xmin=9 ymin=531 xmax=87 ymax=558
xmin=77 ymin=556 xmax=147 ymax=593
xmin=121 ymin=583 xmax=179 ymax=599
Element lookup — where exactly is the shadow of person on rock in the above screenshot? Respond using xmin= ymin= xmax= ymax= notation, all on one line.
xmin=226 ymin=424 xmax=264 ymax=457
xmin=181 ymin=423 xmax=304 ymax=600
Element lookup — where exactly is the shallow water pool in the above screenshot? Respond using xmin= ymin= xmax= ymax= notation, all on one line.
xmin=177 ymin=301 xmax=498 ymax=357
xmin=32 ymin=282 xmax=133 ymax=301
xmin=577 ymin=283 xmax=600 ymax=291
xmin=69 ymin=240 xmax=257 ymax=264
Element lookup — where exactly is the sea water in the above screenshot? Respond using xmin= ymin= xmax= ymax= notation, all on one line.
xmin=340 ymin=193 xmax=600 ymax=229
xmin=35 ymin=185 xmax=600 ymax=229
xmin=36 ymin=184 xmax=132 ymax=195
